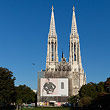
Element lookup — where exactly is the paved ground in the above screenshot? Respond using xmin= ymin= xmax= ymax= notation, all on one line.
xmin=22 ymin=107 xmax=70 ymax=110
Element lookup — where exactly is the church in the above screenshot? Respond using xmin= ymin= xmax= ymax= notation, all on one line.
xmin=37 ymin=6 xmax=86 ymax=105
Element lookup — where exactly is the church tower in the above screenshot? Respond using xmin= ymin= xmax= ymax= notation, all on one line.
xmin=69 ymin=6 xmax=83 ymax=72
xmin=46 ymin=6 xmax=58 ymax=71
xmin=69 ymin=6 xmax=86 ymax=95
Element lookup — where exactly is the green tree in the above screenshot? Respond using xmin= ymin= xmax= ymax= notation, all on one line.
xmin=96 ymin=82 xmax=105 ymax=93
xmin=0 ymin=67 xmax=15 ymax=105
xmin=15 ymin=85 xmax=35 ymax=105
xmin=68 ymin=95 xmax=79 ymax=104
xmin=79 ymin=96 xmax=92 ymax=107
xmin=79 ymin=82 xmax=98 ymax=99
xmin=104 ymin=77 xmax=110 ymax=93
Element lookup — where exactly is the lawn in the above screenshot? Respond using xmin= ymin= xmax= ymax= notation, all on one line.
xmin=22 ymin=107 xmax=70 ymax=110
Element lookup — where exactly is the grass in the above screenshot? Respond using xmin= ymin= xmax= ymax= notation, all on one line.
xmin=22 ymin=107 xmax=70 ymax=110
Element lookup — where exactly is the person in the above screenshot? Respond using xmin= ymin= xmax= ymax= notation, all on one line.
xmin=43 ymin=78 xmax=56 ymax=94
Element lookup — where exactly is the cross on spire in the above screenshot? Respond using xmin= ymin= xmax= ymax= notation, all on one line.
xmin=52 ymin=5 xmax=54 ymax=11
xmin=73 ymin=6 xmax=75 ymax=11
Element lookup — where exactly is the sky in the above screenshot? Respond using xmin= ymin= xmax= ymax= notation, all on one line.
xmin=0 ymin=0 xmax=110 ymax=90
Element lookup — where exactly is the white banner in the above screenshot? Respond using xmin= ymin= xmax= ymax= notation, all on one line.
xmin=40 ymin=78 xmax=68 ymax=96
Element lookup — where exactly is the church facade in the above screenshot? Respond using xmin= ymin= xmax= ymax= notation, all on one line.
xmin=37 ymin=6 xmax=86 ymax=104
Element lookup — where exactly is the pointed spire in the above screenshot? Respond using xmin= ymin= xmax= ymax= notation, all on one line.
xmin=49 ymin=5 xmax=57 ymax=37
xmin=71 ymin=6 xmax=78 ymax=35
xmin=52 ymin=5 xmax=54 ymax=11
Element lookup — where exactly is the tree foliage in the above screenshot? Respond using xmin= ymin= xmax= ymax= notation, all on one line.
xmin=78 ymin=80 xmax=108 ymax=107
xmin=79 ymin=82 xmax=98 ymax=99
xmin=79 ymin=96 xmax=92 ymax=107
xmin=15 ymin=85 xmax=36 ymax=104
xmin=68 ymin=95 xmax=79 ymax=104
xmin=104 ymin=77 xmax=110 ymax=93
xmin=88 ymin=93 xmax=110 ymax=109
xmin=0 ymin=67 xmax=15 ymax=105
xmin=96 ymin=82 xmax=105 ymax=93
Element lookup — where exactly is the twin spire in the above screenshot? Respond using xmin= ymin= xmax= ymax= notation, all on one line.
xmin=49 ymin=6 xmax=77 ymax=37
xmin=46 ymin=5 xmax=78 ymax=71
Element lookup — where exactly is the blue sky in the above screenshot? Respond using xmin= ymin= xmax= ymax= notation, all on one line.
xmin=0 ymin=0 xmax=110 ymax=90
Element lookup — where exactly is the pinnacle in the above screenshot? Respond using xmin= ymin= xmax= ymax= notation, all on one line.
xmin=52 ymin=5 xmax=54 ymax=11
xmin=71 ymin=6 xmax=77 ymax=35
xmin=73 ymin=6 xmax=75 ymax=11
xmin=49 ymin=5 xmax=56 ymax=37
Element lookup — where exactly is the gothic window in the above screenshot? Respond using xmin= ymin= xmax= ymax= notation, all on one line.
xmin=71 ymin=42 xmax=73 ymax=51
xmin=61 ymin=82 xmax=64 ymax=89
xmin=52 ymin=53 xmax=54 ymax=61
xmin=74 ymin=54 xmax=76 ymax=61
xmin=51 ymin=42 xmax=54 ymax=52
xmin=55 ymin=42 xmax=56 ymax=51
xmin=55 ymin=42 xmax=56 ymax=60
xmin=74 ymin=43 xmax=76 ymax=61
xmin=77 ymin=43 xmax=79 ymax=62
xmin=51 ymin=42 xmax=54 ymax=61
xmin=74 ymin=43 xmax=76 ymax=53
xmin=71 ymin=42 xmax=73 ymax=59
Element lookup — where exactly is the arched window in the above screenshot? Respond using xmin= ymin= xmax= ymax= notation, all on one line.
xmin=74 ymin=42 xmax=76 ymax=53
xmin=51 ymin=42 xmax=54 ymax=61
xmin=77 ymin=43 xmax=79 ymax=62
xmin=71 ymin=42 xmax=73 ymax=58
xmin=74 ymin=43 xmax=76 ymax=61
xmin=52 ymin=53 xmax=54 ymax=61
xmin=74 ymin=54 xmax=76 ymax=61
xmin=51 ymin=42 xmax=54 ymax=52
xmin=55 ymin=42 xmax=56 ymax=52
